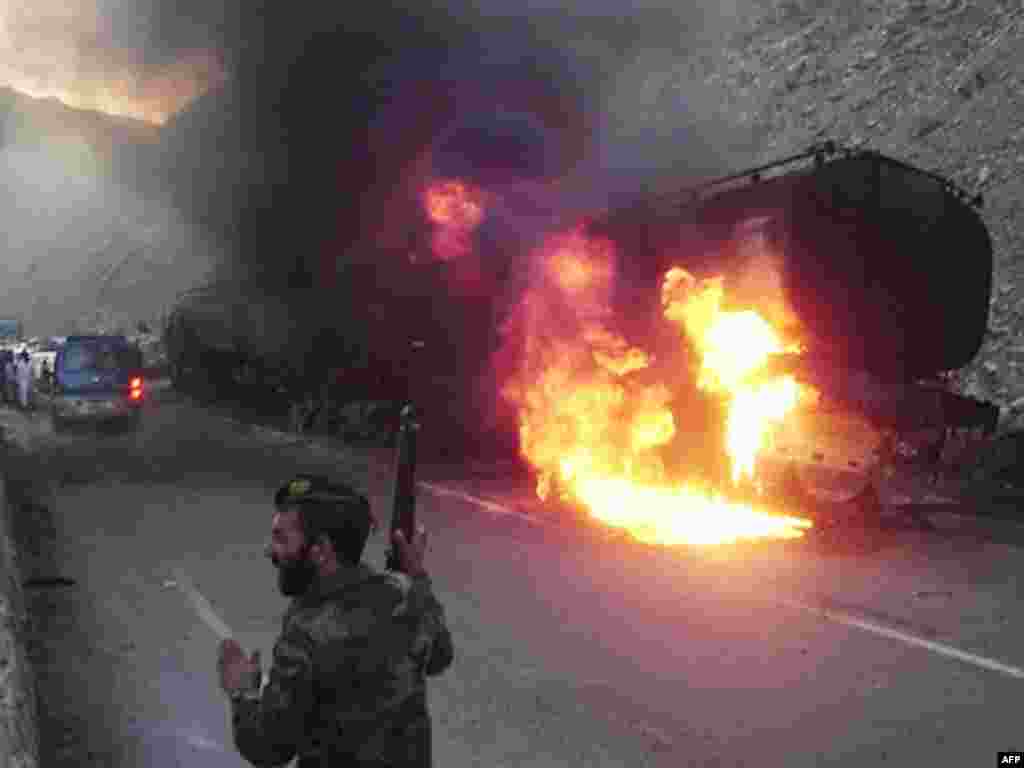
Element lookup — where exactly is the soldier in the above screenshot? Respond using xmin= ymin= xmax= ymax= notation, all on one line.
xmin=217 ymin=475 xmax=454 ymax=767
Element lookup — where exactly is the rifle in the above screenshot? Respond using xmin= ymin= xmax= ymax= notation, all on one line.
xmin=386 ymin=403 xmax=420 ymax=572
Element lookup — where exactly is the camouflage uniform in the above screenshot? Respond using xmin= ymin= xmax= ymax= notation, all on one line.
xmin=231 ymin=563 xmax=454 ymax=767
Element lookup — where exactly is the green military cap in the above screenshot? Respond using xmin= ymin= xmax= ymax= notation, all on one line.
xmin=274 ymin=474 xmax=366 ymax=507
xmin=274 ymin=474 xmax=378 ymax=535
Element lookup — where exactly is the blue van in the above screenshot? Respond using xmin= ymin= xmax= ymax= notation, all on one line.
xmin=52 ymin=335 xmax=145 ymax=430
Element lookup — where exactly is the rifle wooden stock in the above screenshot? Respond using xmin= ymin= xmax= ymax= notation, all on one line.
xmin=386 ymin=403 xmax=419 ymax=572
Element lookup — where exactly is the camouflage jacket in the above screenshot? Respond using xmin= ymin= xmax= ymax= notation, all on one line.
xmin=231 ymin=563 xmax=454 ymax=767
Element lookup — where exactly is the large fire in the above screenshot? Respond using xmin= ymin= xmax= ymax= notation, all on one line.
xmin=503 ymin=227 xmax=816 ymax=546
xmin=661 ymin=267 xmax=812 ymax=485
xmin=422 ymin=179 xmax=487 ymax=262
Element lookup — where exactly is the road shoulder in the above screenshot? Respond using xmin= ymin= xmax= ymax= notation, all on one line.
xmin=0 ymin=409 xmax=46 ymax=768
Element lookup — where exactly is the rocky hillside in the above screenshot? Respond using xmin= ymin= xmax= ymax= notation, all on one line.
xmin=665 ymin=0 xmax=1024 ymax=421
xmin=0 ymin=88 xmax=216 ymax=338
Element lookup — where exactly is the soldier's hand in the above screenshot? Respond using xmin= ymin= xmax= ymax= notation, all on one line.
xmin=218 ymin=639 xmax=261 ymax=694
xmin=392 ymin=525 xmax=428 ymax=577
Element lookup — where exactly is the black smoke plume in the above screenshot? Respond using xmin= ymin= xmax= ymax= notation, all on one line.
xmin=157 ymin=0 xmax=759 ymax=446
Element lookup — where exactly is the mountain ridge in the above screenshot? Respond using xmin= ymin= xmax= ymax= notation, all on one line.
xmin=0 ymin=85 xmax=160 ymax=154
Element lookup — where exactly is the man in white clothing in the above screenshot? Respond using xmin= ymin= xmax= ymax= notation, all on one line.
xmin=15 ymin=351 xmax=33 ymax=410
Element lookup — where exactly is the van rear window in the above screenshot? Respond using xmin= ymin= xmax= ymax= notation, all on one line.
xmin=63 ymin=343 xmax=142 ymax=372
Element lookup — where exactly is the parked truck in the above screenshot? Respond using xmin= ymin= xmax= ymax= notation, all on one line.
xmin=587 ymin=141 xmax=1020 ymax=518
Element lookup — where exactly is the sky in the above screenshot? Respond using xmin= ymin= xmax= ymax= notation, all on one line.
xmin=0 ymin=0 xmax=228 ymax=123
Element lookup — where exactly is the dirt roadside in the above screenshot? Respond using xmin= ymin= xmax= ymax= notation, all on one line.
xmin=0 ymin=422 xmax=49 ymax=768
xmin=0 ymin=403 xmax=107 ymax=767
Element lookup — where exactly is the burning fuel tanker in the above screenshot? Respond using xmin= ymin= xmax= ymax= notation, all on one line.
xmin=582 ymin=143 xmax=999 ymax=488
xmin=166 ymin=137 xmax=999 ymax=546
xmin=497 ymin=142 xmax=997 ymax=546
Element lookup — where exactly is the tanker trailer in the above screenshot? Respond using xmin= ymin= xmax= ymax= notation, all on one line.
xmin=588 ymin=141 xmax=1015 ymax=520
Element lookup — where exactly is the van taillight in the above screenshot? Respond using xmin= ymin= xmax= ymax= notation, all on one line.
xmin=130 ymin=377 xmax=143 ymax=400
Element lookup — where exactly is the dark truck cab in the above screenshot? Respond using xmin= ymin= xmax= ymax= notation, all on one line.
xmin=52 ymin=335 xmax=145 ymax=430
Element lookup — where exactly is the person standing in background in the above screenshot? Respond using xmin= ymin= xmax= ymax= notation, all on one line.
xmin=15 ymin=350 xmax=33 ymax=410
xmin=40 ymin=358 xmax=52 ymax=394
xmin=0 ymin=351 xmax=10 ymax=403
xmin=3 ymin=352 xmax=15 ymax=404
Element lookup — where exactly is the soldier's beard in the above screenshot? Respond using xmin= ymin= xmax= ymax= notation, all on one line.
xmin=276 ymin=545 xmax=318 ymax=596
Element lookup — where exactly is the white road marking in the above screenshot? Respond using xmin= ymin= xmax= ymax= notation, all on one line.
xmin=426 ymin=482 xmax=1024 ymax=681
xmin=418 ymin=481 xmax=543 ymax=526
xmin=171 ymin=567 xmax=234 ymax=641
xmin=778 ymin=597 xmax=1024 ymax=680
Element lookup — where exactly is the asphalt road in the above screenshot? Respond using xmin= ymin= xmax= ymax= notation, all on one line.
xmin=2 ymin=390 xmax=1023 ymax=767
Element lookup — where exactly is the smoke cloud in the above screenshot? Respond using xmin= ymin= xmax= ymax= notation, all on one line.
xmin=0 ymin=137 xmax=217 ymax=336
xmin=3 ymin=0 xmax=779 ymax=422
xmin=143 ymin=2 xmax=779 ymax=428
xmin=0 ymin=0 xmax=231 ymax=335
xmin=154 ymin=1 xmax=771 ymax=283
xmin=0 ymin=0 xmax=226 ymax=123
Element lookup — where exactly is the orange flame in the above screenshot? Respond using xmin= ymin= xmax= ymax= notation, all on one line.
xmin=422 ymin=179 xmax=486 ymax=262
xmin=661 ymin=267 xmax=814 ymax=484
xmin=505 ymin=228 xmax=814 ymax=546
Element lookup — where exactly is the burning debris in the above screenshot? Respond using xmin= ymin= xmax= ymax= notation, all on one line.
xmin=501 ymin=225 xmax=815 ymax=547
xmin=422 ymin=179 xmax=487 ymax=263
